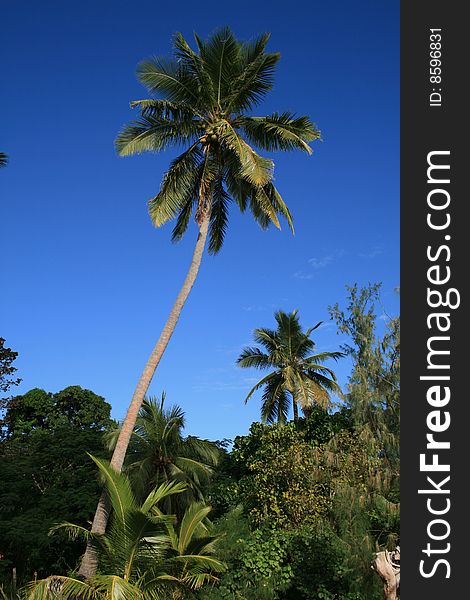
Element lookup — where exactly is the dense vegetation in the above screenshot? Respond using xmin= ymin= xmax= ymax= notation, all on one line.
xmin=0 ymin=284 xmax=399 ymax=598
xmin=1 ymin=27 xmax=399 ymax=600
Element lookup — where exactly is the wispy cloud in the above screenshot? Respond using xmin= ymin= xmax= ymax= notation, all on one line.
xmin=308 ymin=252 xmax=342 ymax=269
xmin=292 ymin=271 xmax=314 ymax=280
xmin=293 ymin=249 xmax=345 ymax=280
xmin=359 ymin=245 xmax=384 ymax=259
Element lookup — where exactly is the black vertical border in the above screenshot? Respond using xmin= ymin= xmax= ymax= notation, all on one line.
xmin=401 ymin=2 xmax=467 ymax=597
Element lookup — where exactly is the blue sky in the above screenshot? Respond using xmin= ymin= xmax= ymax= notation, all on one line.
xmin=1 ymin=0 xmax=399 ymax=441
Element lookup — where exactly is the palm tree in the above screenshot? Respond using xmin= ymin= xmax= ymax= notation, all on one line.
xmin=0 ymin=153 xmax=8 ymax=167
xmin=81 ymin=27 xmax=320 ymax=577
xmin=26 ymin=457 xmax=224 ymax=599
xmin=106 ymin=395 xmax=221 ymax=515
xmin=237 ymin=310 xmax=343 ymax=423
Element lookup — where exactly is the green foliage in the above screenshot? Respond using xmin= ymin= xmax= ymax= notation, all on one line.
xmin=0 ymin=387 xmax=113 ymax=586
xmin=54 ymin=386 xmax=113 ymax=430
xmin=329 ymin=284 xmax=400 ymax=501
xmin=1 ymin=286 xmax=400 ymax=599
xmin=26 ymin=460 xmax=225 ymax=599
xmin=285 ymin=522 xmax=366 ymax=600
xmin=106 ymin=395 xmax=221 ymax=516
xmin=0 ymin=426 xmax=109 ymax=585
xmin=197 ymin=508 xmax=291 ymax=600
xmin=2 ymin=386 xmax=113 ymax=438
xmin=237 ymin=310 xmax=343 ymax=423
xmin=0 ymin=337 xmax=20 ymax=398
xmin=298 ymin=405 xmax=352 ymax=446
xmin=231 ymin=423 xmax=329 ymax=528
xmin=116 ymin=28 xmax=320 ymax=254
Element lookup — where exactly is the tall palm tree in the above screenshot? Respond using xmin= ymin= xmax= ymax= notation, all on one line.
xmin=0 ymin=152 xmax=8 ymax=167
xmin=26 ymin=458 xmax=224 ymax=599
xmin=106 ymin=395 xmax=220 ymax=515
xmin=237 ymin=310 xmax=343 ymax=423
xmin=80 ymin=27 xmax=320 ymax=578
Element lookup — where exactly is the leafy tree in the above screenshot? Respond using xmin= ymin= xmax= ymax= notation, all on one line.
xmin=230 ymin=422 xmax=330 ymax=529
xmin=326 ymin=284 xmax=400 ymax=591
xmin=0 ymin=387 xmax=113 ymax=586
xmin=237 ymin=310 xmax=343 ymax=423
xmin=0 ymin=337 xmax=21 ymax=419
xmin=106 ymin=395 xmax=221 ymax=515
xmin=54 ymin=386 xmax=114 ymax=430
xmin=83 ymin=27 xmax=320 ymax=577
xmin=329 ymin=284 xmax=400 ymax=501
xmin=2 ymin=386 xmax=112 ymax=439
xmin=26 ymin=459 xmax=225 ymax=599
xmin=1 ymin=388 xmax=54 ymax=437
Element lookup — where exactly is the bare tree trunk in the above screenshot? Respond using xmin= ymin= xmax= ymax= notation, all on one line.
xmin=292 ymin=397 xmax=299 ymax=422
xmin=78 ymin=214 xmax=211 ymax=579
xmin=371 ymin=548 xmax=400 ymax=600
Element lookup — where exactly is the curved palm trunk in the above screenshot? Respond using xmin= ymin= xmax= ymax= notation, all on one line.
xmin=79 ymin=214 xmax=211 ymax=579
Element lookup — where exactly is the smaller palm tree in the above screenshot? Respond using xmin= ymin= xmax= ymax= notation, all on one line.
xmin=106 ymin=394 xmax=221 ymax=516
xmin=25 ymin=457 xmax=224 ymax=599
xmin=237 ymin=310 xmax=343 ymax=423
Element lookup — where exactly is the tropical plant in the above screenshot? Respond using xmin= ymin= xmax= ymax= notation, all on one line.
xmin=106 ymin=395 xmax=221 ymax=515
xmin=81 ymin=27 xmax=320 ymax=577
xmin=237 ymin=310 xmax=343 ymax=423
xmin=25 ymin=457 xmax=224 ymax=599
xmin=0 ymin=153 xmax=7 ymax=167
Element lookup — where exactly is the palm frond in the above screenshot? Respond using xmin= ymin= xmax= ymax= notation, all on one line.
xmin=242 ymin=371 xmax=278 ymax=404
xmin=90 ymin=455 xmax=136 ymax=524
xmin=137 ymin=56 xmax=201 ymax=105
xmin=172 ymin=33 xmax=215 ymax=110
xmin=195 ymin=26 xmax=241 ymax=109
xmin=252 ymin=327 xmax=279 ymax=353
xmin=208 ymin=176 xmax=230 ymax=254
xmin=237 ymin=347 xmax=271 ymax=369
xmin=178 ymin=502 xmax=212 ymax=554
xmin=238 ymin=112 xmax=320 ymax=154
xmin=260 ymin=375 xmax=289 ymax=424
xmin=226 ymin=35 xmax=280 ymax=112
xmin=148 ymin=144 xmax=203 ymax=227
xmin=23 ymin=576 xmax=98 ymax=600
xmin=115 ymin=112 xmax=202 ymax=156
xmin=141 ymin=480 xmax=187 ymax=514
xmin=220 ymin=123 xmax=274 ymax=186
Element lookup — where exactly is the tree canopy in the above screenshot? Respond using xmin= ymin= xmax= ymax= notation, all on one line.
xmin=0 ymin=386 xmax=113 ymax=584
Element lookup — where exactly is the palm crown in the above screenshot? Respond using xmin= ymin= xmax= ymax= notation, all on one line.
xmin=115 ymin=27 xmax=320 ymax=253
xmin=237 ymin=310 xmax=343 ymax=423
